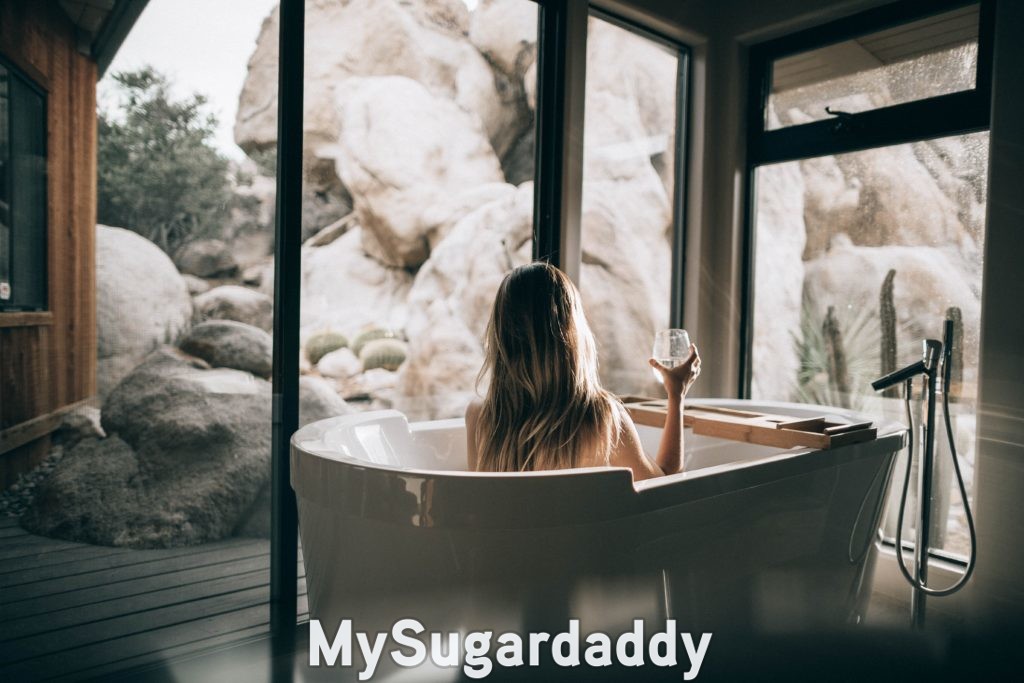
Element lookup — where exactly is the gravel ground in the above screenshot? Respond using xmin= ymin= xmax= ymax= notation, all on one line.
xmin=0 ymin=445 xmax=64 ymax=518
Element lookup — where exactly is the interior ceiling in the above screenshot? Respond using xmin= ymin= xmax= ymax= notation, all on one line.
xmin=772 ymin=3 xmax=980 ymax=93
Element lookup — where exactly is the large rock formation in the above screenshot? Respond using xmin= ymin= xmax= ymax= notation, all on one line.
xmin=803 ymin=238 xmax=981 ymax=380
xmin=398 ymin=183 xmax=534 ymax=420
xmin=235 ymin=0 xmax=528 ymax=236
xmin=334 ymin=76 xmax=505 ymax=267
xmin=301 ymin=227 xmax=414 ymax=340
xmin=23 ymin=348 xmax=350 ymax=547
xmin=96 ymin=225 xmax=193 ymax=398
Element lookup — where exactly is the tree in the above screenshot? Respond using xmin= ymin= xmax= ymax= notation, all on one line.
xmin=97 ymin=67 xmax=231 ymax=254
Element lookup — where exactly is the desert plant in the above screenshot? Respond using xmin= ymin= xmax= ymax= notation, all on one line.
xmin=880 ymin=269 xmax=899 ymax=398
xmin=351 ymin=327 xmax=399 ymax=357
xmin=360 ymin=338 xmax=408 ymax=372
xmin=792 ymin=293 xmax=882 ymax=411
xmin=305 ymin=331 xmax=349 ymax=366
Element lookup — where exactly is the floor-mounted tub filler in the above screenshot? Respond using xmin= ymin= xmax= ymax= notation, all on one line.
xmin=292 ymin=399 xmax=905 ymax=649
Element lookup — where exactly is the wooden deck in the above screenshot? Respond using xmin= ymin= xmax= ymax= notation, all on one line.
xmin=0 ymin=516 xmax=307 ymax=682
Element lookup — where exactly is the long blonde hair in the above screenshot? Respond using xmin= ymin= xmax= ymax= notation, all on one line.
xmin=474 ymin=262 xmax=621 ymax=471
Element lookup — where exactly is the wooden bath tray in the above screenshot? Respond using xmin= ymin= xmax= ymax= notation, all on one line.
xmin=619 ymin=396 xmax=877 ymax=450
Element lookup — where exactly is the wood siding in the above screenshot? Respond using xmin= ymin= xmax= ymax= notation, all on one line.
xmin=0 ymin=0 xmax=98 ymax=488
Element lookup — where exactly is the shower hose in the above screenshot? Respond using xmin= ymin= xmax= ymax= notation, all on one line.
xmin=892 ymin=377 xmax=977 ymax=595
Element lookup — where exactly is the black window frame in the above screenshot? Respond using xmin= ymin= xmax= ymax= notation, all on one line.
xmin=739 ymin=0 xmax=996 ymax=398
xmin=271 ymin=0 xmax=694 ymax=639
xmin=0 ymin=53 xmax=49 ymax=313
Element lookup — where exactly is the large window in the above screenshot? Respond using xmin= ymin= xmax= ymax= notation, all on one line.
xmin=289 ymin=0 xmax=541 ymax=423
xmin=0 ymin=59 xmax=47 ymax=311
xmin=746 ymin=1 xmax=991 ymax=559
xmin=579 ymin=12 xmax=688 ymax=397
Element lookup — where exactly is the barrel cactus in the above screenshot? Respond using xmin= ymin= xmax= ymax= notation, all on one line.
xmin=351 ymin=327 xmax=399 ymax=357
xmin=305 ymin=331 xmax=348 ymax=365
xmin=360 ymin=338 xmax=408 ymax=372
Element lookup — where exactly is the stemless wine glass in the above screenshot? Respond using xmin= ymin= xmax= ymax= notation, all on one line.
xmin=651 ymin=329 xmax=692 ymax=384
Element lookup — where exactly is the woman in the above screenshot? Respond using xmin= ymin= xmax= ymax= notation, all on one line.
xmin=466 ymin=262 xmax=700 ymax=481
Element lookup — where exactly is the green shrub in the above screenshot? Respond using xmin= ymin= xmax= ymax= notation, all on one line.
xmin=98 ymin=67 xmax=233 ymax=255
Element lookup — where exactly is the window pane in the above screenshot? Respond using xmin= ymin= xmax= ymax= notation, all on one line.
xmin=580 ymin=16 xmax=681 ymax=397
xmin=9 ymin=75 xmax=46 ymax=310
xmin=278 ymin=0 xmax=538 ymax=422
xmin=768 ymin=4 xmax=979 ymax=130
xmin=0 ymin=64 xmax=9 ymax=302
xmin=750 ymin=131 xmax=988 ymax=558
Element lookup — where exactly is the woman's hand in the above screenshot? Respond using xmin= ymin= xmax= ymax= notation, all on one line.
xmin=649 ymin=344 xmax=701 ymax=399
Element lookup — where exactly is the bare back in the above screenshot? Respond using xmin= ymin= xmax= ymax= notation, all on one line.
xmin=465 ymin=399 xmax=662 ymax=481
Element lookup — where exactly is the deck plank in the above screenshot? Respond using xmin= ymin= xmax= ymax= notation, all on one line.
xmin=2 ymin=553 xmax=270 ymax=620
xmin=0 ymin=543 xmax=133 ymax=574
xmin=1 ymin=568 xmax=306 ymax=640
xmin=0 ymin=528 xmax=309 ymax=681
xmin=0 ymin=525 xmax=29 ymax=539
xmin=1 ymin=591 xmax=310 ymax=682
xmin=2 ymin=539 xmax=266 ymax=596
xmin=0 ymin=537 xmax=85 ymax=561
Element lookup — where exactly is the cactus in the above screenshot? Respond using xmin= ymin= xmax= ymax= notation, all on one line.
xmin=945 ymin=306 xmax=963 ymax=402
xmin=360 ymin=338 xmax=408 ymax=372
xmin=351 ymin=327 xmax=399 ymax=357
xmin=880 ymin=269 xmax=898 ymax=398
xmin=305 ymin=331 xmax=348 ymax=366
xmin=822 ymin=306 xmax=850 ymax=406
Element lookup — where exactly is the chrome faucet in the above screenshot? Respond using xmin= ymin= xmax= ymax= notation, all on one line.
xmin=871 ymin=319 xmax=976 ymax=629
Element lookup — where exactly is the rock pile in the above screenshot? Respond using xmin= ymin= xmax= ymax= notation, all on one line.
xmin=23 ymin=348 xmax=350 ymax=547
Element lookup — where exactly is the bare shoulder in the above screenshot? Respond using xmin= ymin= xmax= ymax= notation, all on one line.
xmin=465 ymin=398 xmax=483 ymax=471
xmin=465 ymin=398 xmax=483 ymax=424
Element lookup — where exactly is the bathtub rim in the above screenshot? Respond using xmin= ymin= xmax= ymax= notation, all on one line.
xmin=291 ymin=398 xmax=907 ymax=481
xmin=290 ymin=399 xmax=906 ymax=527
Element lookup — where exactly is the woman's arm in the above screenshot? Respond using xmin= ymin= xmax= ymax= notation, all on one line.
xmin=648 ymin=344 xmax=701 ymax=475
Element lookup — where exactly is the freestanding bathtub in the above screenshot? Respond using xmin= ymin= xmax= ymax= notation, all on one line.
xmin=292 ymin=399 xmax=904 ymax=642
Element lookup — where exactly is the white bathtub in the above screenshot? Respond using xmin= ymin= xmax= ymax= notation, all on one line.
xmin=291 ymin=399 xmax=905 ymax=641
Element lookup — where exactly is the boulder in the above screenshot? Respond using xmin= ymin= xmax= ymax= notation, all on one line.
xmin=23 ymin=347 xmax=351 ymax=547
xmin=800 ymin=140 xmax=974 ymax=260
xmin=179 ymin=320 xmax=273 ymax=377
xmin=173 ymin=238 xmax=238 ymax=278
xmin=583 ymin=18 xmax=679 ymax=196
xmin=182 ymin=274 xmax=211 ymax=296
xmin=317 ymin=347 xmax=362 ymax=379
xmin=96 ymin=225 xmax=193 ymax=398
xmin=53 ymin=405 xmax=105 ymax=450
xmin=334 ymin=76 xmax=505 ymax=268
xmin=234 ymin=0 xmax=524 ymax=211
xmin=749 ymin=161 xmax=806 ymax=401
xmin=398 ymin=184 xmax=534 ymax=420
xmin=803 ymin=238 xmax=981 ymax=382
xmin=301 ymin=227 xmax=413 ymax=339
xmin=193 ymin=285 xmax=274 ymax=331
xmin=469 ymin=0 xmax=537 ymax=83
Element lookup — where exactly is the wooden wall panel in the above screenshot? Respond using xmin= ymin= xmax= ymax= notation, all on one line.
xmin=0 ymin=0 xmax=98 ymax=487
